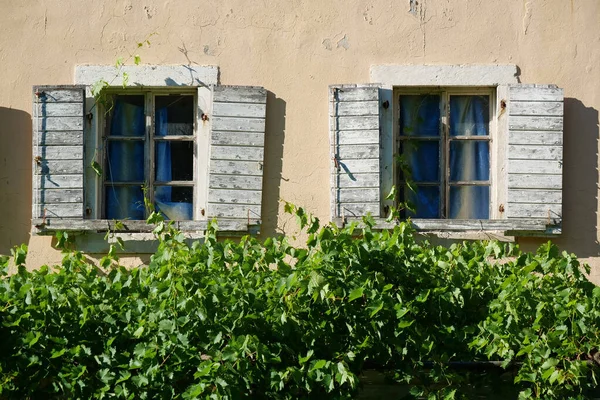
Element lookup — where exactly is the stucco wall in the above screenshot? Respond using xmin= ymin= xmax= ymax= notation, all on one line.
xmin=0 ymin=0 xmax=598 ymax=280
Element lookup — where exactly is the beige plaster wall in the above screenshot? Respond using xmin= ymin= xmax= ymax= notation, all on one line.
xmin=0 ymin=0 xmax=598 ymax=279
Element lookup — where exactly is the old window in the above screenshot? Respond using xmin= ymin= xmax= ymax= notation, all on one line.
xmin=330 ymin=70 xmax=564 ymax=235
xmin=32 ymin=66 xmax=267 ymax=234
xmin=103 ymin=92 xmax=196 ymax=221
xmin=397 ymin=89 xmax=492 ymax=219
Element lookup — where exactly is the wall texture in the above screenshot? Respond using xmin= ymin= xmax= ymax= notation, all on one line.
xmin=0 ymin=0 xmax=598 ymax=280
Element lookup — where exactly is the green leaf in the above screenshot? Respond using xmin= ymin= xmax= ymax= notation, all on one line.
xmin=443 ymin=389 xmax=457 ymax=400
xmin=348 ymin=287 xmax=364 ymax=302
xmin=398 ymin=319 xmax=415 ymax=329
xmin=50 ymin=348 xmax=66 ymax=359
xmin=311 ymin=360 xmax=327 ymax=371
xmin=134 ymin=55 xmax=141 ymax=65
xmin=91 ymin=161 xmax=103 ymax=176
xmin=368 ymin=300 xmax=384 ymax=318
xmin=133 ymin=326 xmax=144 ymax=338
xmin=296 ymin=349 xmax=312 ymax=365
xmin=416 ymin=289 xmax=430 ymax=302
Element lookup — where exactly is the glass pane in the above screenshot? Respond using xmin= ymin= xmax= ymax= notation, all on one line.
xmin=105 ymin=186 xmax=145 ymax=220
xmin=155 ymin=95 xmax=194 ymax=136
xmin=449 ymin=95 xmax=490 ymax=137
xmin=449 ymin=186 xmax=490 ymax=219
xmin=108 ymin=95 xmax=145 ymax=137
xmin=400 ymin=140 xmax=440 ymax=182
xmin=155 ymin=141 xmax=194 ymax=182
xmin=399 ymin=94 xmax=440 ymax=137
xmin=155 ymin=186 xmax=193 ymax=220
xmin=402 ymin=186 xmax=440 ymax=219
xmin=449 ymin=141 xmax=490 ymax=181
xmin=106 ymin=141 xmax=144 ymax=182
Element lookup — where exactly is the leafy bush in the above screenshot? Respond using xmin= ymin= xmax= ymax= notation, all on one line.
xmin=0 ymin=208 xmax=598 ymax=399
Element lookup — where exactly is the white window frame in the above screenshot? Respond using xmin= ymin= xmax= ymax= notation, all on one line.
xmin=394 ymin=86 xmax=497 ymax=219
xmin=75 ymin=65 xmax=218 ymax=222
xmin=372 ymin=65 xmax=519 ymax=235
xmin=100 ymin=88 xmax=200 ymax=221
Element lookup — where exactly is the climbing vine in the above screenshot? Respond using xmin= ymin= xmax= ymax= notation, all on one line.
xmin=0 ymin=207 xmax=599 ymax=399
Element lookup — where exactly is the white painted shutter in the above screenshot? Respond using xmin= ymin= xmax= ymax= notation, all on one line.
xmin=330 ymin=84 xmax=381 ymax=219
xmin=207 ymin=86 xmax=266 ymax=224
xmin=32 ymin=85 xmax=85 ymax=221
xmin=505 ymin=84 xmax=563 ymax=226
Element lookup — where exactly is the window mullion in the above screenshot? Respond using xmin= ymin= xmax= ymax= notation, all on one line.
xmin=441 ymin=91 xmax=449 ymax=219
xmin=146 ymin=93 xmax=154 ymax=218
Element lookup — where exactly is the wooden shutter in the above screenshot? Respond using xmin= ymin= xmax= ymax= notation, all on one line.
xmin=32 ymin=85 xmax=85 ymax=221
xmin=505 ymin=84 xmax=563 ymax=226
xmin=330 ymin=84 xmax=381 ymax=220
xmin=207 ymin=86 xmax=267 ymax=224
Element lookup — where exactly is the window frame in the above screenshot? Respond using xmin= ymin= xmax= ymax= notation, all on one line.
xmin=393 ymin=86 xmax=497 ymax=220
xmin=99 ymin=88 xmax=201 ymax=221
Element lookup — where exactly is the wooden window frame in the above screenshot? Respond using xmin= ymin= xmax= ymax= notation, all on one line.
xmin=394 ymin=87 xmax=496 ymax=219
xmin=100 ymin=88 xmax=201 ymax=221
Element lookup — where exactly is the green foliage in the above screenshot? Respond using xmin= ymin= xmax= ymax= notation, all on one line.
xmin=0 ymin=209 xmax=598 ymax=399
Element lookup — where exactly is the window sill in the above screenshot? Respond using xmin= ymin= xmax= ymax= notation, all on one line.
xmin=332 ymin=218 xmax=561 ymax=237
xmin=32 ymin=218 xmax=260 ymax=236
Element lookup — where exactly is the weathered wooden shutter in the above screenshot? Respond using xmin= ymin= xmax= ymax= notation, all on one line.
xmin=505 ymin=84 xmax=563 ymax=227
xmin=32 ymin=85 xmax=85 ymax=221
xmin=330 ymin=84 xmax=381 ymax=220
xmin=207 ymin=86 xmax=266 ymax=224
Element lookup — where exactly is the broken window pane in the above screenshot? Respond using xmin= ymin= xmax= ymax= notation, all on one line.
xmin=155 ymin=186 xmax=193 ymax=220
xmin=155 ymin=95 xmax=194 ymax=136
xmin=155 ymin=141 xmax=194 ymax=182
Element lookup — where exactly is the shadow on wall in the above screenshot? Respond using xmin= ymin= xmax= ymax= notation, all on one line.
xmin=260 ymin=92 xmax=286 ymax=238
xmin=519 ymin=98 xmax=599 ymax=257
xmin=0 ymin=107 xmax=32 ymax=254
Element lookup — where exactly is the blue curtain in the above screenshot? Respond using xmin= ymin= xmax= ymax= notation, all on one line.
xmin=154 ymin=107 xmax=193 ymax=220
xmin=448 ymin=95 xmax=490 ymax=219
xmin=105 ymin=97 xmax=145 ymax=219
xmin=400 ymin=95 xmax=441 ymax=218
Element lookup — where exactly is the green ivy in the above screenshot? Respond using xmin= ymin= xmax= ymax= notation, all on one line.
xmin=0 ymin=208 xmax=598 ymax=399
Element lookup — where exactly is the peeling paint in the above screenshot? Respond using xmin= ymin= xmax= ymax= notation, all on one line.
xmin=409 ymin=0 xmax=418 ymax=15
xmin=522 ymin=0 xmax=532 ymax=34
xmin=322 ymin=38 xmax=332 ymax=51
xmin=336 ymin=34 xmax=350 ymax=50
xmin=363 ymin=5 xmax=374 ymax=25
xmin=144 ymin=5 xmax=155 ymax=19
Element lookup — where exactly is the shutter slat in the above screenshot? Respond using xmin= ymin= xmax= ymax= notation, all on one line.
xmin=32 ymin=86 xmax=85 ymax=221
xmin=36 ymin=131 xmax=84 ymax=146
xmin=207 ymin=86 xmax=266 ymax=222
xmin=330 ymin=84 xmax=381 ymax=219
xmin=506 ymin=84 xmax=564 ymax=226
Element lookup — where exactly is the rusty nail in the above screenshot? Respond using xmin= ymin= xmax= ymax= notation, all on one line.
xmin=201 ymin=113 xmax=209 ymax=122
